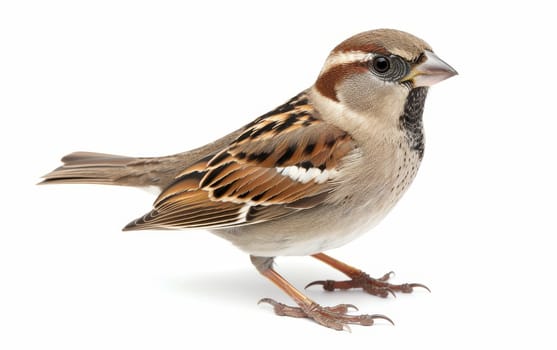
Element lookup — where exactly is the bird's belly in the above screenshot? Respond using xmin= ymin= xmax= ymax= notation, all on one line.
xmin=211 ymin=198 xmax=396 ymax=257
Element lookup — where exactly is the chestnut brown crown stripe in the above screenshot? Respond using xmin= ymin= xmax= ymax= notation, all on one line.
xmin=315 ymin=62 xmax=368 ymax=102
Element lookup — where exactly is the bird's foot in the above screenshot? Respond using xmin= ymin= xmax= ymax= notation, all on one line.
xmin=306 ymin=271 xmax=430 ymax=298
xmin=258 ymin=298 xmax=393 ymax=331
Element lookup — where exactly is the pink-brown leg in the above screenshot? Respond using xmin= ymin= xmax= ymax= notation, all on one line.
xmin=251 ymin=256 xmax=393 ymax=331
xmin=306 ymin=253 xmax=430 ymax=298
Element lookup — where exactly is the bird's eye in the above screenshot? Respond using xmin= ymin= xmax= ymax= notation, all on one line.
xmin=368 ymin=55 xmax=410 ymax=82
xmin=371 ymin=56 xmax=390 ymax=73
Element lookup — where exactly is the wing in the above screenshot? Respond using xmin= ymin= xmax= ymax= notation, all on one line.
xmin=124 ymin=92 xmax=355 ymax=231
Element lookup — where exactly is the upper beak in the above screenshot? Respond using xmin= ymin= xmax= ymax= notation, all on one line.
xmin=406 ymin=50 xmax=458 ymax=87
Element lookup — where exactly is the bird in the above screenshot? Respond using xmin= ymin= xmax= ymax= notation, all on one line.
xmin=40 ymin=28 xmax=457 ymax=331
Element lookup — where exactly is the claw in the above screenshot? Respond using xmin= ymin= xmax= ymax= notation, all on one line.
xmin=371 ymin=314 xmax=395 ymax=326
xmin=378 ymin=271 xmax=395 ymax=281
xmin=409 ymin=283 xmax=431 ymax=293
xmin=305 ymin=279 xmax=338 ymax=291
xmin=333 ymin=303 xmax=358 ymax=312
xmin=363 ymin=284 xmax=396 ymax=298
xmin=258 ymin=297 xmax=276 ymax=306
xmin=395 ymin=283 xmax=431 ymax=293
xmin=385 ymin=288 xmax=397 ymax=298
xmin=305 ymin=280 xmax=325 ymax=289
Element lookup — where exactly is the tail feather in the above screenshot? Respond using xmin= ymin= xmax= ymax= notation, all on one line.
xmin=60 ymin=152 xmax=136 ymax=167
xmin=40 ymin=152 xmax=139 ymax=186
xmin=39 ymin=129 xmax=244 ymax=188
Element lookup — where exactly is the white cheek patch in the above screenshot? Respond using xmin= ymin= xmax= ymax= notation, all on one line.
xmin=276 ymin=166 xmax=338 ymax=184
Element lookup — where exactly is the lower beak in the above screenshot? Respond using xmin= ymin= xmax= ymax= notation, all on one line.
xmin=406 ymin=51 xmax=458 ymax=87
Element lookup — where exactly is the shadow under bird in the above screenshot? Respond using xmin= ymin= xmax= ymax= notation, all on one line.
xmin=41 ymin=28 xmax=457 ymax=331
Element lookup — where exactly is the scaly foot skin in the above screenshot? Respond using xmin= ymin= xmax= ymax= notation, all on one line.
xmin=305 ymin=271 xmax=430 ymax=298
xmin=258 ymin=298 xmax=393 ymax=331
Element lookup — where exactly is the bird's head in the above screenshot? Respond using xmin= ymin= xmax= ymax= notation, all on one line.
xmin=314 ymin=29 xmax=457 ymax=127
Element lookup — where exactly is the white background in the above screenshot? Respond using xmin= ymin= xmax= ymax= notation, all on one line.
xmin=1 ymin=0 xmax=556 ymax=348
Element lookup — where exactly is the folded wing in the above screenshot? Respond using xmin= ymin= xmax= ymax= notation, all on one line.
xmin=124 ymin=92 xmax=355 ymax=231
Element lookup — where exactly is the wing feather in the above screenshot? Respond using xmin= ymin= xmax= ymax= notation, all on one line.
xmin=124 ymin=92 xmax=355 ymax=231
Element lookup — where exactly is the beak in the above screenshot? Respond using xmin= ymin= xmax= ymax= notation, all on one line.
xmin=405 ymin=51 xmax=458 ymax=87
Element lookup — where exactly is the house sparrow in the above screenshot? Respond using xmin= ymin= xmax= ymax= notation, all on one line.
xmin=41 ymin=28 xmax=457 ymax=331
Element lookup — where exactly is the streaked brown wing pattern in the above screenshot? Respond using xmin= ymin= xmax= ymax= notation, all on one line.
xmin=124 ymin=92 xmax=355 ymax=231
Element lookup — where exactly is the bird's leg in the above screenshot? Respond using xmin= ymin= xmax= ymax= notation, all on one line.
xmin=251 ymin=256 xmax=393 ymax=331
xmin=306 ymin=253 xmax=429 ymax=298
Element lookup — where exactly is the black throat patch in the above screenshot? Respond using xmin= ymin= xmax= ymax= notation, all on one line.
xmin=400 ymin=87 xmax=428 ymax=159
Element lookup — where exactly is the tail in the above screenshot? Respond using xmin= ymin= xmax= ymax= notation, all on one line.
xmin=39 ymin=130 xmax=244 ymax=188
xmin=40 ymin=151 xmax=172 ymax=188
